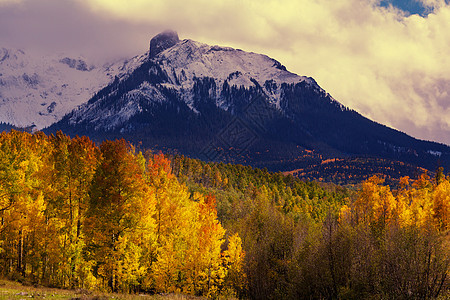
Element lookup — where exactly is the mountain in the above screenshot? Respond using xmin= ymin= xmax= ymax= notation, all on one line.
xmin=46 ymin=31 xmax=450 ymax=177
xmin=0 ymin=47 xmax=145 ymax=130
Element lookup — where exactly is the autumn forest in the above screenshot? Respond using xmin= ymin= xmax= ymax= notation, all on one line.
xmin=0 ymin=130 xmax=448 ymax=299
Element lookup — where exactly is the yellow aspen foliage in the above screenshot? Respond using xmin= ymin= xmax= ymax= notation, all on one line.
xmin=0 ymin=132 xmax=245 ymax=296
xmin=222 ymin=233 xmax=246 ymax=297
xmin=338 ymin=204 xmax=352 ymax=225
xmin=344 ymin=174 xmax=446 ymax=232
xmin=146 ymin=154 xmax=232 ymax=297
xmin=145 ymin=154 xmax=193 ymax=292
xmin=0 ymin=131 xmax=50 ymax=278
xmin=393 ymin=177 xmax=415 ymax=227
xmin=151 ymin=234 xmax=181 ymax=293
xmin=432 ymin=179 xmax=450 ymax=231
xmin=185 ymin=193 xmax=226 ymax=297
xmin=354 ymin=176 xmax=397 ymax=230
xmin=408 ymin=174 xmax=435 ymax=228
xmin=115 ymin=235 xmax=147 ymax=292
xmin=85 ymin=140 xmax=155 ymax=292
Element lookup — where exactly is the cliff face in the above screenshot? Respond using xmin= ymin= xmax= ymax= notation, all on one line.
xmin=149 ymin=30 xmax=180 ymax=58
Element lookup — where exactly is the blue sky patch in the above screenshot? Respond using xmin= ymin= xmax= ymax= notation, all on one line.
xmin=379 ymin=0 xmax=433 ymax=16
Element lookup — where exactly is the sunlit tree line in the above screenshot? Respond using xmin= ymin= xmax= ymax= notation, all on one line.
xmin=0 ymin=130 xmax=244 ymax=297
xmin=239 ymin=175 xmax=449 ymax=299
xmin=171 ymin=155 xmax=450 ymax=299
xmin=0 ymin=130 xmax=448 ymax=299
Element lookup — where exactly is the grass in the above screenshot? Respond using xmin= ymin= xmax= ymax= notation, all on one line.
xmin=0 ymin=279 xmax=204 ymax=300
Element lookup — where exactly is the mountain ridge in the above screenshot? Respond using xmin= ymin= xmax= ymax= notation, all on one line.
xmin=0 ymin=47 xmax=147 ymax=130
xmin=51 ymin=34 xmax=336 ymax=132
xmin=45 ymin=31 xmax=450 ymax=179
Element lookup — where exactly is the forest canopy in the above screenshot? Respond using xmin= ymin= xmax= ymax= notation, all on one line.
xmin=0 ymin=130 xmax=448 ymax=299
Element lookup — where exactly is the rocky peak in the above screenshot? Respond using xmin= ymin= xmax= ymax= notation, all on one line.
xmin=149 ymin=30 xmax=180 ymax=58
xmin=59 ymin=57 xmax=93 ymax=71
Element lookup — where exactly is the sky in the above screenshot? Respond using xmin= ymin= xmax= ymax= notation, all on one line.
xmin=0 ymin=0 xmax=449 ymax=146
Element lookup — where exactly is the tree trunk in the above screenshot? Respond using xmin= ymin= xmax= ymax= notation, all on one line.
xmin=17 ymin=229 xmax=24 ymax=275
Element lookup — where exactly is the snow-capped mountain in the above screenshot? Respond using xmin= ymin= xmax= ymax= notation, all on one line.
xmin=62 ymin=30 xmax=331 ymax=131
xmin=0 ymin=47 xmax=146 ymax=129
xmin=153 ymin=37 xmax=316 ymax=110
xmin=47 ymin=31 xmax=450 ymax=173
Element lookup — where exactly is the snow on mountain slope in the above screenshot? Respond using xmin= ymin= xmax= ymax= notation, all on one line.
xmin=155 ymin=39 xmax=317 ymax=110
xmin=0 ymin=47 xmax=146 ymax=129
xmin=61 ymin=31 xmax=344 ymax=132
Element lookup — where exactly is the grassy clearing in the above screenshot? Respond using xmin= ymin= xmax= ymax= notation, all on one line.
xmin=0 ymin=279 xmax=204 ymax=300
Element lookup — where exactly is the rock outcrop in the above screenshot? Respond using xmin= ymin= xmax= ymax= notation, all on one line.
xmin=149 ymin=30 xmax=180 ymax=58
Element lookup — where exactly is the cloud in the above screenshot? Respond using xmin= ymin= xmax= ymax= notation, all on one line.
xmin=0 ymin=0 xmax=449 ymax=145
xmin=0 ymin=0 xmax=22 ymax=5
xmin=0 ymin=0 xmax=152 ymax=60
